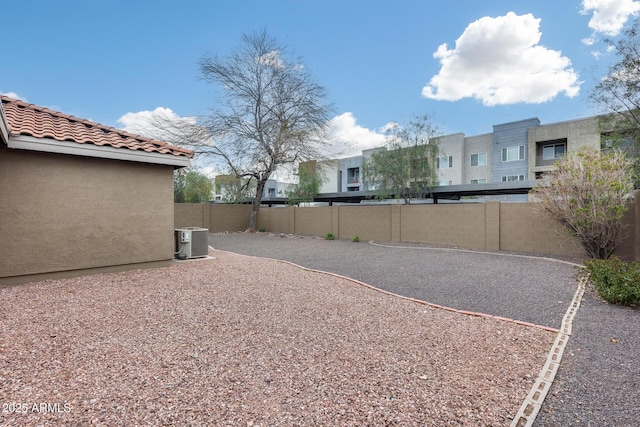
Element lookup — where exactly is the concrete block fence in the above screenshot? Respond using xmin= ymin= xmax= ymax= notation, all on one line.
xmin=176 ymin=191 xmax=640 ymax=261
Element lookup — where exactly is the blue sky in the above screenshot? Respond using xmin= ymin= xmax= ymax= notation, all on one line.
xmin=2 ymin=0 xmax=639 ymax=168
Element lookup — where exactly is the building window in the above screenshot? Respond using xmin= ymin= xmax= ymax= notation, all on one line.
xmin=438 ymin=180 xmax=452 ymax=186
xmin=347 ymin=167 xmax=359 ymax=184
xmin=542 ymin=143 xmax=566 ymax=160
xmin=470 ymin=153 xmax=487 ymax=167
xmin=437 ymin=155 xmax=453 ymax=169
xmin=471 ymin=178 xmax=487 ymax=184
xmin=501 ymin=175 xmax=526 ymax=182
xmin=267 ymin=188 xmax=276 ymax=197
xmin=501 ymin=145 xmax=525 ymax=162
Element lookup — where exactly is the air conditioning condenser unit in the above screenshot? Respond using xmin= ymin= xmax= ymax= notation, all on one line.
xmin=174 ymin=227 xmax=209 ymax=259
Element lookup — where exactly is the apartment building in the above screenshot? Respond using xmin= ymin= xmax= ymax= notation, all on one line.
xmin=308 ymin=115 xmax=601 ymax=196
xmin=213 ymin=174 xmax=291 ymax=201
xmin=528 ymin=116 xmax=600 ymax=179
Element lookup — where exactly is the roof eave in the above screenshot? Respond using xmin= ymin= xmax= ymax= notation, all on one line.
xmin=0 ymin=103 xmax=9 ymax=144
xmin=7 ymin=135 xmax=191 ymax=168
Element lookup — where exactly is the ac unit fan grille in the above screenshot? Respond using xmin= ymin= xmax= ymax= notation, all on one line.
xmin=190 ymin=229 xmax=209 ymax=257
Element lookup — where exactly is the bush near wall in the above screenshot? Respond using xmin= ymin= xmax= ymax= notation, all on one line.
xmin=584 ymin=257 xmax=640 ymax=306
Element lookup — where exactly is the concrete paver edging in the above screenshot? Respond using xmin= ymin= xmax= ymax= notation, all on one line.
xmin=511 ymin=275 xmax=587 ymax=427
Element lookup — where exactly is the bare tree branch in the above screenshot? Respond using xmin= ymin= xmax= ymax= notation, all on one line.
xmin=164 ymin=29 xmax=335 ymax=231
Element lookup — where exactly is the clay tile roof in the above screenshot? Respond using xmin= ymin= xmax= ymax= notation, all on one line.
xmin=0 ymin=96 xmax=194 ymax=158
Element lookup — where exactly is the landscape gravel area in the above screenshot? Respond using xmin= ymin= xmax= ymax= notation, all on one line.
xmin=0 ymin=248 xmax=554 ymax=426
xmin=209 ymin=232 xmax=580 ymax=330
xmin=209 ymin=232 xmax=640 ymax=426
xmin=534 ymin=287 xmax=640 ymax=427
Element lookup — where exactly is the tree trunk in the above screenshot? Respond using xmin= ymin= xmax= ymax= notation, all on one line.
xmin=246 ymin=179 xmax=266 ymax=232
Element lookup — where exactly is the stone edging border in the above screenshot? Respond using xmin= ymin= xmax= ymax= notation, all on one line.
xmin=510 ymin=274 xmax=587 ymax=427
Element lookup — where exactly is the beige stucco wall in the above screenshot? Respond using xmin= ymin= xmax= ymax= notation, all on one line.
xmin=257 ymin=207 xmax=292 ymax=233
xmin=177 ymin=198 xmax=639 ymax=261
xmin=401 ymin=204 xmax=488 ymax=250
xmin=499 ymin=203 xmax=586 ymax=257
xmin=175 ymin=203 xmax=210 ymax=229
xmin=210 ymin=205 xmax=252 ymax=232
xmin=292 ymin=207 xmax=334 ymax=237
xmin=0 ymin=144 xmax=174 ymax=284
xmin=338 ymin=205 xmax=393 ymax=241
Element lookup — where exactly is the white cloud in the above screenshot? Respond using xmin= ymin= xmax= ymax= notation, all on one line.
xmin=324 ymin=112 xmax=387 ymax=157
xmin=581 ymin=0 xmax=640 ymax=36
xmin=117 ymin=107 xmax=198 ymax=142
xmin=256 ymin=50 xmax=285 ymax=69
xmin=0 ymin=91 xmax=27 ymax=102
xmin=422 ymin=12 xmax=580 ymax=106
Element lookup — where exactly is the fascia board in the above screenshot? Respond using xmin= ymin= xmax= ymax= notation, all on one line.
xmin=7 ymin=135 xmax=191 ymax=168
xmin=0 ymin=105 xmax=9 ymax=144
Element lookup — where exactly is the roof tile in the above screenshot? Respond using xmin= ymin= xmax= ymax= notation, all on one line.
xmin=0 ymin=96 xmax=194 ymax=158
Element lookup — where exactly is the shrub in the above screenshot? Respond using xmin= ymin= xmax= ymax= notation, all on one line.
xmin=584 ymin=257 xmax=640 ymax=305
xmin=352 ymin=235 xmax=360 ymax=242
xmin=258 ymin=227 xmax=266 ymax=233
xmin=325 ymin=232 xmax=336 ymax=240
xmin=531 ymin=147 xmax=635 ymax=259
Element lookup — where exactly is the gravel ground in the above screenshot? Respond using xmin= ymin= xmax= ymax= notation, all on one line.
xmin=209 ymin=232 xmax=640 ymax=426
xmin=534 ymin=287 xmax=640 ymax=427
xmin=0 ymin=249 xmax=554 ymax=426
xmin=208 ymin=232 xmax=580 ymax=329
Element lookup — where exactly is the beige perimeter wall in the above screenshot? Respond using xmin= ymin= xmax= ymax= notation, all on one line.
xmin=1 ymin=144 xmax=175 ymax=285
xmin=179 ymin=196 xmax=640 ymax=262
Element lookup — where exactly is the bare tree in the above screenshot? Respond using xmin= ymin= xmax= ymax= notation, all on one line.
xmin=363 ymin=115 xmax=440 ymax=204
xmin=194 ymin=29 xmax=333 ymax=231
xmin=532 ymin=147 xmax=635 ymax=259
xmin=591 ymin=18 xmax=640 ymax=187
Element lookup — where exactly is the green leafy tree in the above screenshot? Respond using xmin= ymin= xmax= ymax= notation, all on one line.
xmin=215 ymin=174 xmax=256 ymax=203
xmin=174 ymin=169 xmax=213 ymax=203
xmin=532 ymin=147 xmax=635 ymax=259
xmin=363 ymin=115 xmax=440 ymax=204
xmin=286 ymin=161 xmax=324 ymax=205
xmin=590 ymin=18 xmax=640 ymax=187
xmin=194 ymin=29 xmax=333 ymax=231
xmin=174 ymin=169 xmax=187 ymax=203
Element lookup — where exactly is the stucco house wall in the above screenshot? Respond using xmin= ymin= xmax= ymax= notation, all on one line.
xmin=0 ymin=96 xmax=192 ymax=285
